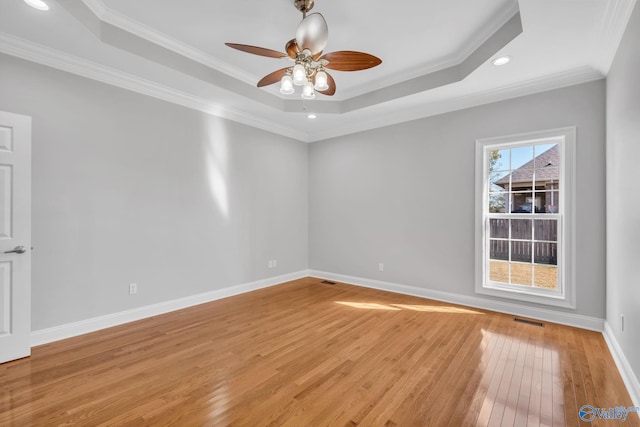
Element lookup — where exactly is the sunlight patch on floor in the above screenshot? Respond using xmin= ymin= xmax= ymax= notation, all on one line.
xmin=391 ymin=304 xmax=484 ymax=314
xmin=335 ymin=301 xmax=484 ymax=314
xmin=336 ymin=301 xmax=401 ymax=310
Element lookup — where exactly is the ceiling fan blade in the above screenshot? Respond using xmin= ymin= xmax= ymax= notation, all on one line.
xmin=316 ymin=72 xmax=336 ymax=96
xmin=225 ymin=43 xmax=288 ymax=59
xmin=257 ymin=68 xmax=290 ymax=87
xmin=319 ymin=51 xmax=382 ymax=71
xmin=285 ymin=39 xmax=300 ymax=59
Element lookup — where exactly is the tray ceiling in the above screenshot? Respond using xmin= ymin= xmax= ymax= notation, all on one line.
xmin=0 ymin=0 xmax=636 ymax=141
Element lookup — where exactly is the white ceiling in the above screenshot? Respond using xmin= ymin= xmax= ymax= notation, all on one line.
xmin=0 ymin=0 xmax=636 ymax=142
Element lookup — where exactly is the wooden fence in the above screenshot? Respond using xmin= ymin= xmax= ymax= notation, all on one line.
xmin=489 ymin=219 xmax=558 ymax=265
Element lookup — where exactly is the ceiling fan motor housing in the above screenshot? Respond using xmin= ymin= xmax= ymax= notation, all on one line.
xmin=294 ymin=0 xmax=314 ymax=14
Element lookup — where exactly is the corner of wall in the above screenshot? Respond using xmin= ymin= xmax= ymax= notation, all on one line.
xmin=603 ymin=322 xmax=640 ymax=406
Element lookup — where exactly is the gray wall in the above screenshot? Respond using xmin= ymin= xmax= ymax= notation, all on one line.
xmin=0 ymin=54 xmax=309 ymax=331
xmin=309 ymin=80 xmax=606 ymax=318
xmin=0 ymin=52 xmax=612 ymax=330
xmin=606 ymin=3 xmax=640 ymax=388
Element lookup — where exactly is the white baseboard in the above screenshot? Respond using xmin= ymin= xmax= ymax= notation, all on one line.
xmin=31 ymin=270 xmax=308 ymax=347
xmin=308 ymin=270 xmax=605 ymax=332
xmin=603 ymin=322 xmax=640 ymax=407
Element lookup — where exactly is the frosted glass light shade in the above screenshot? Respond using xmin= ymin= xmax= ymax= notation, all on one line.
xmin=296 ymin=13 xmax=328 ymax=55
xmin=301 ymin=81 xmax=316 ymax=99
xmin=314 ymin=70 xmax=329 ymax=91
xmin=280 ymin=75 xmax=295 ymax=94
xmin=292 ymin=64 xmax=307 ymax=86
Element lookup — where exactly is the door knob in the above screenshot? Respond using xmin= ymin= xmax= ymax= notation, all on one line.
xmin=4 ymin=246 xmax=26 ymax=254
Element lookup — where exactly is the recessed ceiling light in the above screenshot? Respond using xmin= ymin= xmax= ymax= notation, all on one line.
xmin=492 ymin=56 xmax=511 ymax=66
xmin=24 ymin=0 xmax=49 ymax=11
xmin=307 ymin=113 xmax=317 ymax=119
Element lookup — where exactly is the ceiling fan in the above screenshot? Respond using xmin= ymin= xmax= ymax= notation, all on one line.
xmin=225 ymin=0 xmax=382 ymax=99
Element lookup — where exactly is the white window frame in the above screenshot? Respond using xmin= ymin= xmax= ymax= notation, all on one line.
xmin=474 ymin=127 xmax=576 ymax=308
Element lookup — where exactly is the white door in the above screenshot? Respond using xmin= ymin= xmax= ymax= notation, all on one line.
xmin=0 ymin=111 xmax=31 ymax=364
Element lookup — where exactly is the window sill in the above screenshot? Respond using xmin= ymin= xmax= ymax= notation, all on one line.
xmin=475 ymin=284 xmax=576 ymax=309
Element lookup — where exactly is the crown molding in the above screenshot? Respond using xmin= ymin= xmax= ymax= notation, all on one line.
xmin=338 ymin=2 xmax=521 ymax=99
xmin=72 ymin=0 xmax=522 ymax=115
xmin=80 ymin=0 xmax=106 ymax=18
xmin=0 ymin=33 xmax=309 ymax=142
xmin=80 ymin=0 xmax=257 ymax=86
xmin=81 ymin=0 xmax=521 ymax=103
xmin=596 ymin=0 xmax=638 ymax=74
xmin=0 ymin=31 xmax=604 ymax=144
xmin=307 ymin=66 xmax=604 ymax=142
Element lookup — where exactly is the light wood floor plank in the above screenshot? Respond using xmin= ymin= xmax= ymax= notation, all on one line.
xmin=1 ymin=277 xmax=637 ymax=426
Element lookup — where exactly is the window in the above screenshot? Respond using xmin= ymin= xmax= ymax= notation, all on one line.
xmin=475 ymin=128 xmax=575 ymax=308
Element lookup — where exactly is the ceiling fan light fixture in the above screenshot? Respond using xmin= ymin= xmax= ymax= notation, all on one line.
xmin=301 ymin=81 xmax=316 ymax=99
xmin=296 ymin=13 xmax=328 ymax=55
xmin=225 ymin=0 xmax=381 ymax=98
xmin=314 ymin=70 xmax=329 ymax=91
xmin=292 ymin=64 xmax=307 ymax=86
xmin=280 ymin=75 xmax=295 ymax=95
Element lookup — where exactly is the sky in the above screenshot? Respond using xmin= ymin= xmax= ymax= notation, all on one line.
xmin=493 ymin=143 xmax=556 ymax=173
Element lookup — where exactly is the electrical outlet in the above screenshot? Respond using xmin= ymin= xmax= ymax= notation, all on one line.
xmin=268 ymin=260 xmax=273 ymax=269
xmin=273 ymin=259 xmax=277 ymax=268
xmin=129 ymin=283 xmax=137 ymax=295
xmin=379 ymin=263 xmax=384 ymax=272
xmin=621 ymin=314 xmax=625 ymax=332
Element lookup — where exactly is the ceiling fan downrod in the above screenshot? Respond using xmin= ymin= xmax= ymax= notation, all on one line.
xmin=294 ymin=0 xmax=314 ymax=18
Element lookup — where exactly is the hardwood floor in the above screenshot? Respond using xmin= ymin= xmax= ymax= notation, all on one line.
xmin=1 ymin=277 xmax=637 ymax=426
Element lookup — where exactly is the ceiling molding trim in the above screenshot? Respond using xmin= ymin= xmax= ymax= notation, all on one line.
xmin=80 ymin=0 xmax=107 ymax=18
xmin=340 ymin=12 xmax=523 ymax=113
xmin=80 ymin=0 xmax=257 ymax=86
xmin=307 ymin=66 xmax=604 ymax=142
xmin=596 ymin=0 xmax=638 ymax=74
xmin=75 ymin=0 xmax=522 ymax=115
xmin=0 ymin=33 xmax=309 ymax=142
xmin=65 ymin=1 xmax=523 ymax=116
xmin=338 ymin=2 xmax=521 ymax=99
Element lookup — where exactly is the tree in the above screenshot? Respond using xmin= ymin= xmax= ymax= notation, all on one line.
xmin=488 ymin=150 xmax=506 ymax=213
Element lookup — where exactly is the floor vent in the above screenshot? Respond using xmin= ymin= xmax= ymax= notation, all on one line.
xmin=320 ymin=280 xmax=336 ymax=285
xmin=514 ymin=317 xmax=545 ymax=327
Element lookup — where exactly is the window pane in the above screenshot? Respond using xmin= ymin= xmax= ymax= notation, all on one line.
xmin=533 ymin=144 xmax=558 ymax=168
xmin=535 ymin=167 xmax=559 ymax=189
xmin=511 ymin=146 xmax=534 ymax=169
xmin=534 ymin=265 xmax=558 ymax=290
xmin=510 ymin=263 xmax=533 ymax=286
xmin=511 ymin=241 xmax=532 ymax=262
xmin=489 ymin=260 xmax=509 ymax=283
xmin=534 ymin=219 xmax=557 ymax=241
xmin=540 ymin=191 xmax=559 ymax=213
xmin=511 ymin=219 xmax=532 ymax=240
xmin=489 ymin=239 xmax=509 ymax=260
xmin=509 ymin=168 xmax=533 ymax=192
xmin=490 ymin=170 xmax=510 ymax=192
xmin=490 ymin=219 xmax=509 ymax=238
xmin=489 ymin=148 xmax=510 ymax=173
xmin=534 ymin=242 xmax=557 ymax=265
xmin=511 ymin=191 xmax=533 ymax=213
xmin=488 ymin=193 xmax=507 ymax=213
